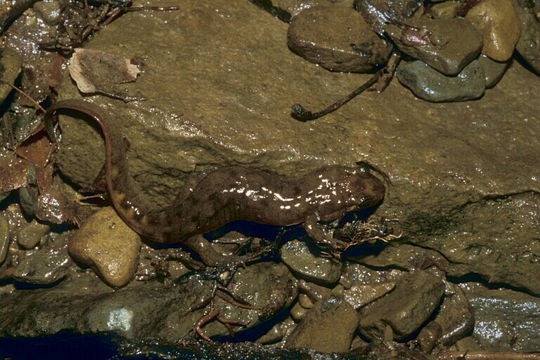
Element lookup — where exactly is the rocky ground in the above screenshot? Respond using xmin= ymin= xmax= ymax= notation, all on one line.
xmin=0 ymin=0 xmax=539 ymax=359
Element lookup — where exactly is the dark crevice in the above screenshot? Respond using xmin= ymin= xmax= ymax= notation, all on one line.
xmin=447 ymin=273 xmax=540 ymax=298
xmin=247 ymin=0 xmax=292 ymax=23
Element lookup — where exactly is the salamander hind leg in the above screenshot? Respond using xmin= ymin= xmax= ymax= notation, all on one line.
xmin=183 ymin=235 xmax=269 ymax=268
xmin=304 ymin=213 xmax=347 ymax=254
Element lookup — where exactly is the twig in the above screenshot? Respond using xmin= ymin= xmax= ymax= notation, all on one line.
xmin=291 ymin=72 xmax=379 ymax=121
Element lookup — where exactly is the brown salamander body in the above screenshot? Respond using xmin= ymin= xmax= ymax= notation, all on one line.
xmin=45 ymin=100 xmax=385 ymax=265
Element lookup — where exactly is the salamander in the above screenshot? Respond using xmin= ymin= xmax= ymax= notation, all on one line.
xmin=44 ymin=99 xmax=386 ymax=266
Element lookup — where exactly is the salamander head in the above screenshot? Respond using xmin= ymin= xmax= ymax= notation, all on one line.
xmin=314 ymin=165 xmax=386 ymax=222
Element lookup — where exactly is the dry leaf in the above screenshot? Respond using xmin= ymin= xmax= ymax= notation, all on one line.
xmin=68 ymin=48 xmax=141 ymax=97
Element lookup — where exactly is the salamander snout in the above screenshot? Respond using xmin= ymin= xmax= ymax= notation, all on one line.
xmin=349 ymin=171 xmax=386 ymax=209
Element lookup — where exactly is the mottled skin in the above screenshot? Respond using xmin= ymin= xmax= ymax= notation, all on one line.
xmin=45 ymin=100 xmax=385 ymax=265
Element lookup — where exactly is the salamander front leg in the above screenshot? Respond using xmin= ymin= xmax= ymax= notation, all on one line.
xmin=183 ymin=235 xmax=269 ymax=268
xmin=304 ymin=213 xmax=346 ymax=253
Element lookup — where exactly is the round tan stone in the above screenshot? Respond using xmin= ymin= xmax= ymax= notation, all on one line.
xmin=466 ymin=0 xmax=521 ymax=62
xmin=68 ymin=207 xmax=141 ymax=288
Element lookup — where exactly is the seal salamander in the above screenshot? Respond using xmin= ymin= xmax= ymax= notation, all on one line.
xmin=44 ymin=100 xmax=385 ymax=266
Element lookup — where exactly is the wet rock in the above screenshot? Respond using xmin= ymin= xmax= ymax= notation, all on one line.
xmin=416 ymin=321 xmax=443 ymax=353
xmin=340 ymin=263 xmax=401 ymax=309
xmin=17 ymin=220 xmax=50 ymax=249
xmin=354 ymin=0 xmax=423 ymax=35
xmin=291 ymin=301 xmax=309 ymax=321
xmin=435 ymin=282 xmax=475 ymax=347
xmin=298 ymin=293 xmax=314 ymax=308
xmin=288 ymin=6 xmax=392 ymax=72
xmin=388 ymin=17 xmax=483 ymax=76
xmin=0 ymin=214 xmax=9 ymax=265
xmin=515 ymin=4 xmax=540 ymax=74
xmin=286 ymin=295 xmax=358 ymax=352
xmin=54 ymin=0 xmax=540 ymax=297
xmin=211 ymin=262 xmax=298 ymax=337
xmin=0 ymin=48 xmax=22 ymax=105
xmin=257 ymin=316 xmax=296 ymax=344
xmin=460 ymin=283 xmax=540 ymax=352
xmin=478 ymin=54 xmax=509 ymax=88
xmin=466 ymin=0 xmax=521 ymax=62
xmin=343 ymin=281 xmax=395 ymax=310
xmin=250 ymin=0 xmax=354 ymax=21
xmin=298 ymin=278 xmax=332 ymax=302
xmin=33 ymin=1 xmax=63 ymax=26
xmin=428 ymin=1 xmax=461 ymax=19
xmin=281 ymin=239 xmax=342 ymax=285
xmin=12 ymin=238 xmax=73 ymax=285
xmin=408 ymin=192 xmax=540 ymax=294
xmin=68 ymin=207 xmax=141 ymax=288
xmin=396 ymin=59 xmax=486 ymax=102
xmin=358 ymin=270 xmax=445 ymax=340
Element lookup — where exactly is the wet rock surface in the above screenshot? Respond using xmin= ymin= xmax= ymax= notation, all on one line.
xmin=0 ymin=48 xmax=22 ymax=105
xmin=288 ymin=5 xmax=392 ymax=72
xmin=466 ymin=0 xmax=522 ymax=62
xmin=459 ymin=283 xmax=540 ymax=352
xmin=516 ymin=3 xmax=540 ymax=74
xmin=478 ymin=54 xmax=509 ymax=88
xmin=0 ymin=0 xmax=539 ymax=356
xmin=286 ymin=295 xmax=358 ymax=352
xmin=396 ymin=59 xmax=486 ymax=102
xmin=281 ymin=239 xmax=342 ymax=284
xmin=358 ymin=270 xmax=445 ymax=340
xmin=12 ymin=237 xmax=73 ymax=285
xmin=68 ymin=207 xmax=141 ymax=288
xmin=388 ymin=17 xmax=483 ymax=76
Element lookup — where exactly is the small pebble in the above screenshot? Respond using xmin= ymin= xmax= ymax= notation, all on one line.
xmin=0 ymin=214 xmax=9 ymax=265
xmin=397 ymin=59 xmax=486 ymax=102
xmin=466 ymin=0 xmax=522 ymax=62
xmin=286 ymin=295 xmax=358 ymax=353
xmin=478 ymin=54 xmax=509 ymax=88
xmin=288 ymin=5 xmax=392 ymax=72
xmin=17 ymin=220 xmax=50 ymax=249
xmin=281 ymin=239 xmax=342 ymax=285
xmin=68 ymin=207 xmax=141 ymax=288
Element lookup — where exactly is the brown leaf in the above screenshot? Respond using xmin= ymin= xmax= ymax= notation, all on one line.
xmin=68 ymin=48 xmax=140 ymax=94
xmin=0 ymin=153 xmax=29 ymax=193
xmin=15 ymin=132 xmax=53 ymax=168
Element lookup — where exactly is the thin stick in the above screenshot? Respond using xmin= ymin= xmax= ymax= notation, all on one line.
xmin=291 ymin=72 xmax=378 ymax=122
xmin=0 ymin=81 xmax=46 ymax=113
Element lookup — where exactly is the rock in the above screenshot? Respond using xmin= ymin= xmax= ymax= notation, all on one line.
xmin=281 ymin=239 xmax=342 ymax=285
xmin=396 ymin=59 xmax=486 ymax=102
xmin=54 ymin=0 xmax=540 ymax=296
xmin=460 ymin=283 xmax=540 ymax=352
xmin=211 ymin=262 xmax=298 ymax=337
xmin=12 ymin=238 xmax=73 ymax=285
xmin=0 ymin=214 xmax=9 ymax=265
xmin=257 ymin=316 xmax=296 ymax=344
xmin=68 ymin=207 xmax=141 ymax=288
xmin=286 ymin=295 xmax=358 ymax=352
xmin=340 ymin=263 xmax=401 ymax=309
xmin=435 ymin=282 xmax=475 ymax=347
xmin=466 ymin=0 xmax=521 ymax=62
xmin=250 ymin=0 xmax=354 ymax=22
xmin=298 ymin=279 xmax=333 ymax=302
xmin=387 ymin=17 xmax=483 ymax=76
xmin=291 ymin=301 xmax=309 ymax=321
xmin=343 ymin=282 xmax=396 ymax=310
xmin=354 ymin=0 xmax=423 ymax=35
xmin=288 ymin=6 xmax=392 ymax=72
xmin=515 ymin=4 xmax=540 ymax=74
xmin=17 ymin=220 xmax=50 ymax=249
xmin=428 ymin=1 xmax=461 ymax=19
xmin=33 ymin=1 xmax=63 ymax=26
xmin=478 ymin=54 xmax=509 ymax=88
xmin=0 ymin=48 xmax=22 ymax=105
xmin=358 ymin=270 xmax=445 ymax=340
